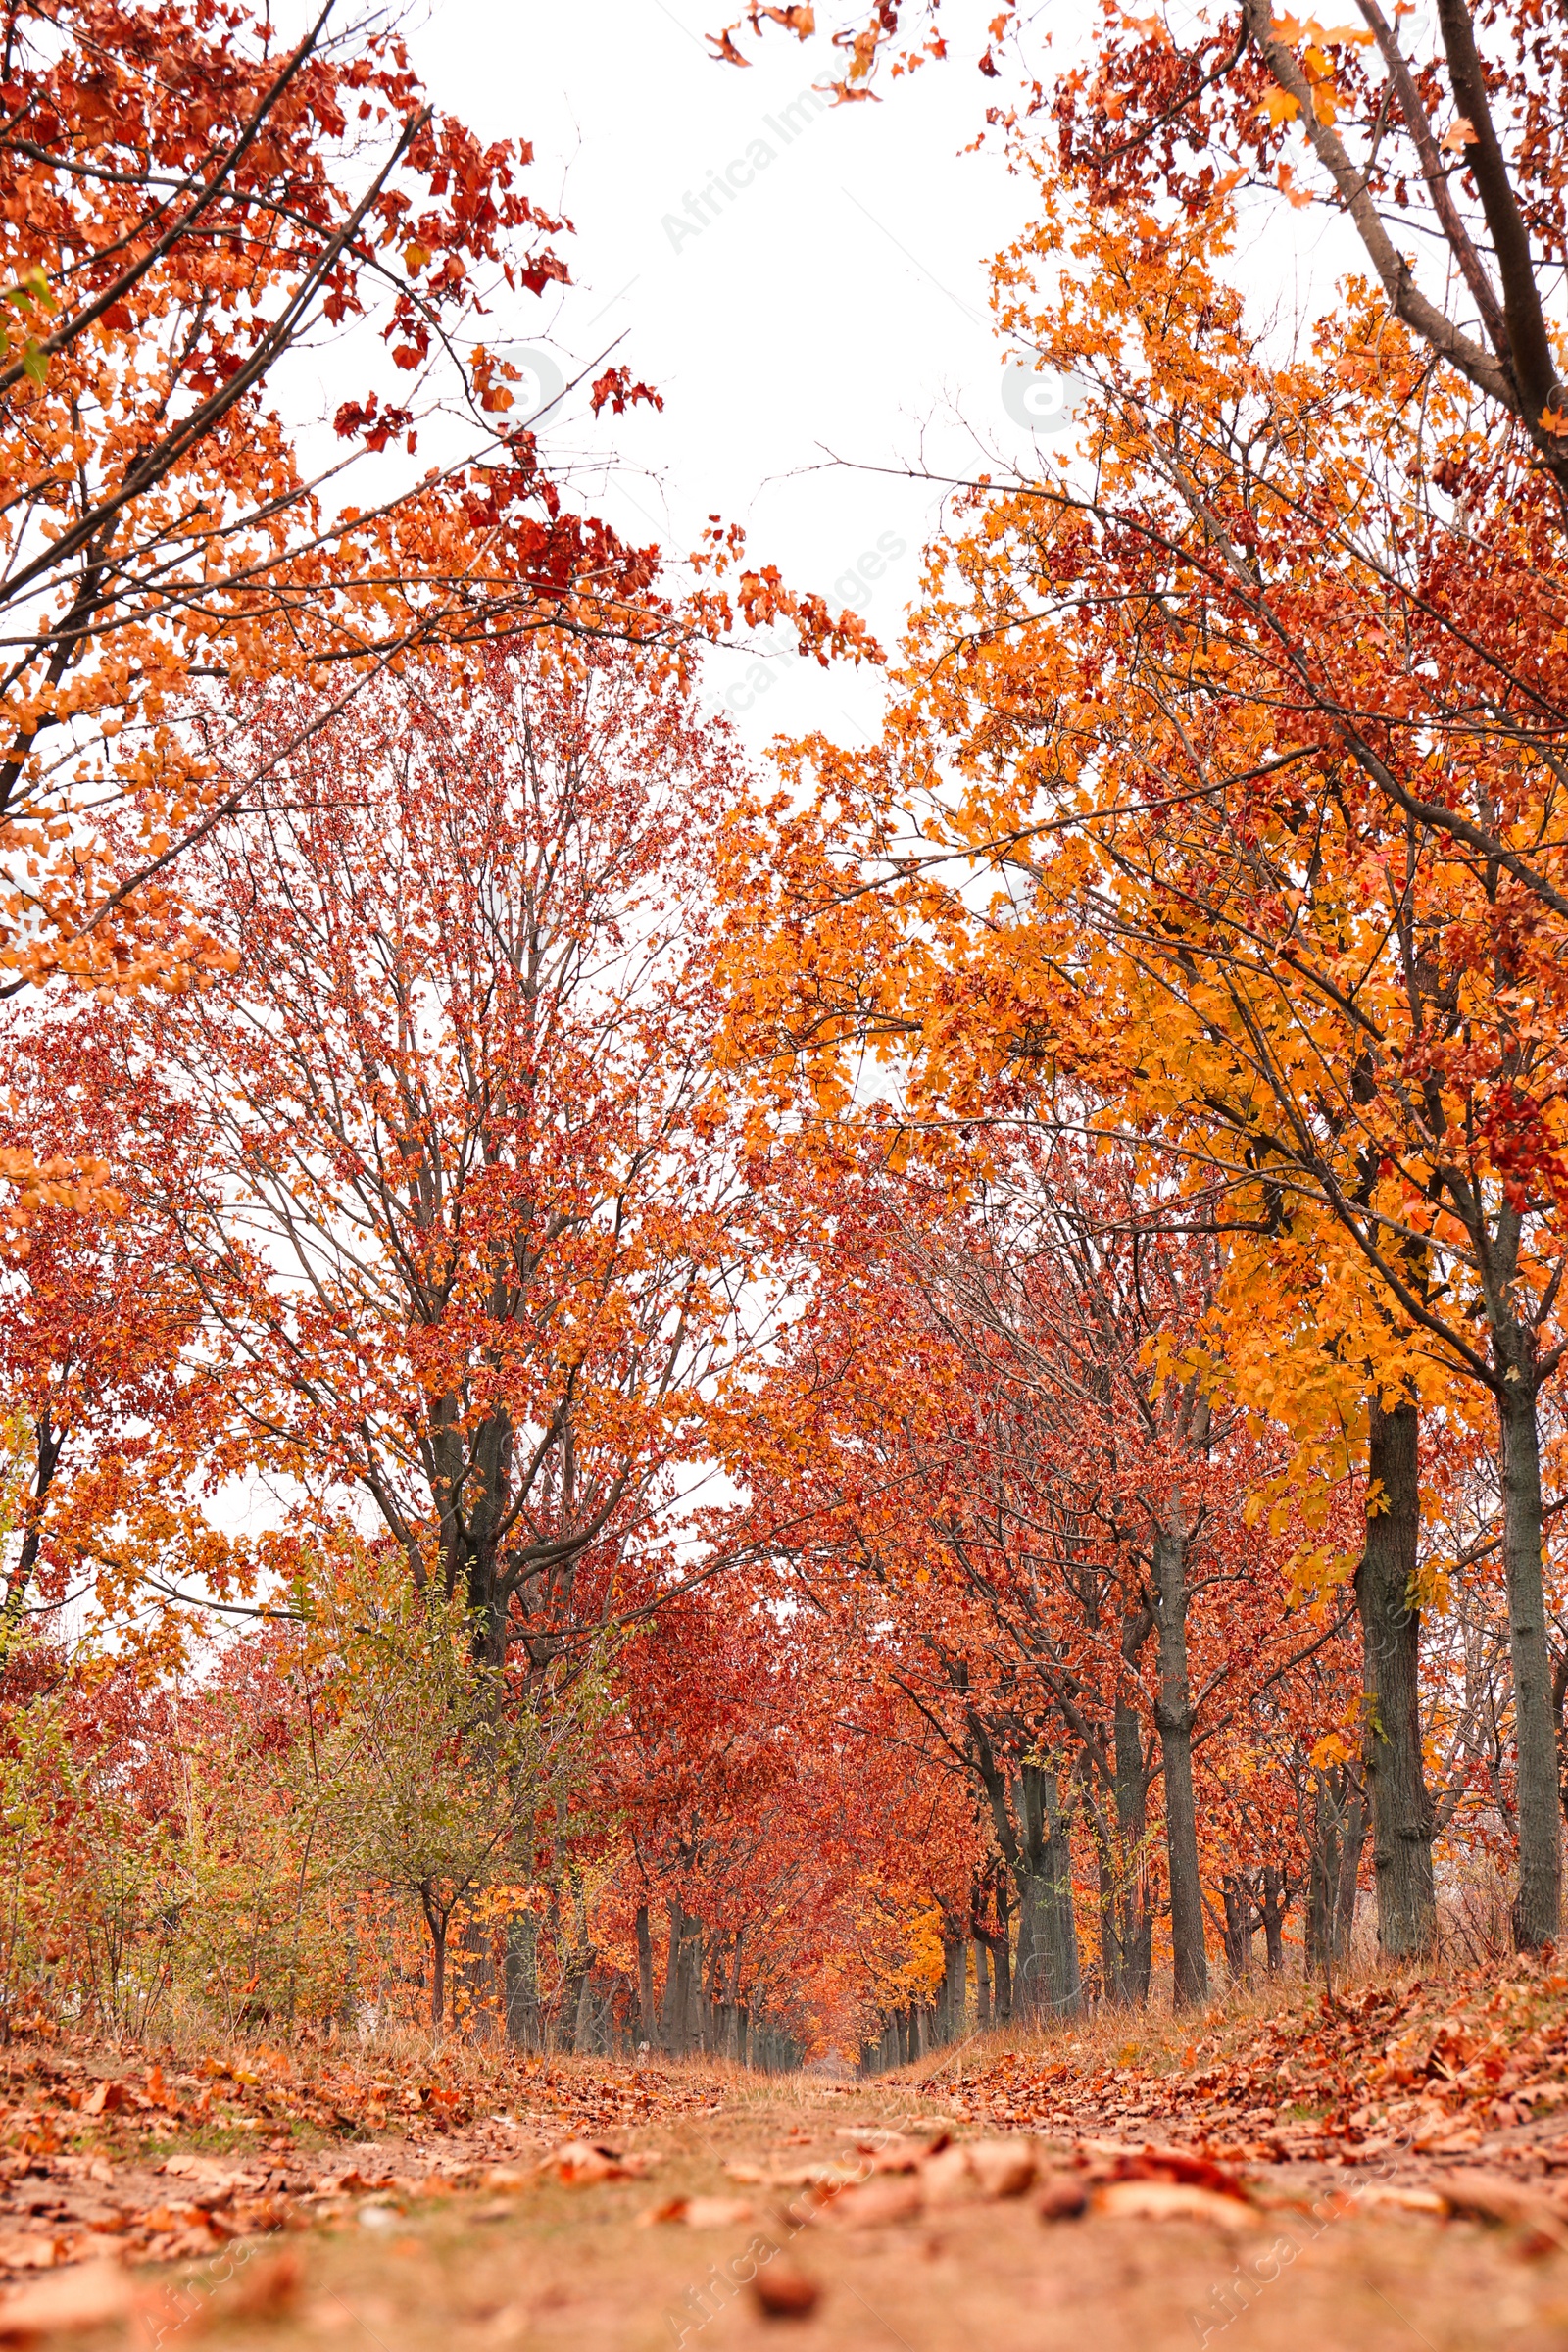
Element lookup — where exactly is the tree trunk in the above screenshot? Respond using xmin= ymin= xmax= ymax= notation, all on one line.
xmin=560 ymin=1870 xmax=592 ymax=2053
xmin=1220 ymin=1875 xmax=1252 ymax=1985
xmin=1152 ymin=1524 xmax=1209 ymax=2009
xmin=944 ymin=1936 xmax=966 ymax=2041
xmin=635 ymin=1902 xmax=656 ymax=2044
xmin=660 ymin=1901 xmax=685 ymax=2053
xmin=975 ymin=1936 xmax=991 ymax=2030
xmin=1306 ymin=1775 xmax=1339 ymax=1973
xmin=1093 ymin=1696 xmax=1154 ymax=2011
xmin=1335 ymin=1787 xmax=1367 ymax=1961
xmin=678 ymin=1921 xmax=703 ymax=2053
xmin=725 ymin=1930 xmax=745 ymax=2057
xmin=1112 ymin=1617 xmax=1155 ymax=2006
xmin=992 ymin=1874 xmax=1012 ymax=2021
xmin=1496 ymin=1348 xmax=1564 ymax=1949
xmin=1355 ymin=1396 xmax=1438 ymax=1957
xmin=1259 ymin=1865 xmax=1288 ymax=1973
xmin=1015 ymin=1762 xmax=1081 ymax=2020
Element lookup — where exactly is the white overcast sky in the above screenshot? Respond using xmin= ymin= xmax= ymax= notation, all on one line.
xmin=400 ymin=0 xmax=1067 ymax=754
xmin=392 ymin=0 xmax=1381 ymax=757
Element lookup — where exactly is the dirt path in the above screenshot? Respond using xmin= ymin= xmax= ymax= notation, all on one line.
xmin=93 ymin=2077 xmax=1567 ymax=2352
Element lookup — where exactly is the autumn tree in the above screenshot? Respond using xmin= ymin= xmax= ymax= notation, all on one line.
xmin=714 ymin=117 xmax=1568 ymax=1949
xmin=0 ymin=1015 xmax=198 ymax=1649
xmin=1055 ymin=1 xmax=1568 ymax=486
xmin=722 ymin=1132 xmax=1365 ymax=2014
xmin=0 ymin=0 xmax=672 ymax=1004
xmin=74 ymin=649 xmax=753 ymax=1683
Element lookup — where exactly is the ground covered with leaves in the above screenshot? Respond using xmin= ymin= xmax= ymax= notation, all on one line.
xmin=0 ymin=2039 xmax=726 ymax=2273
xmin=1 ymin=1965 xmax=1566 ymax=2349
xmin=945 ymin=1954 xmax=1568 ymax=2178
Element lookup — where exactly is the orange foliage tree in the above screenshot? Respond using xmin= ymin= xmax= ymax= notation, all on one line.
xmin=98 ymin=649 xmax=757 ymax=1673
xmin=713 ymin=149 xmax=1568 ymax=1955
xmin=0 ymin=0 xmax=667 ymax=1002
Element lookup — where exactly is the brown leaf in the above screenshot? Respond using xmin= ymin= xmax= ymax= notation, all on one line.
xmin=917 ymin=2146 xmax=975 ymax=2205
xmin=1036 ymin=2171 xmax=1089 ymax=2221
xmin=966 ymin=2140 xmax=1037 ymax=2199
xmin=677 ymin=2197 xmax=755 ymax=2230
xmin=830 ymin=2131 xmax=922 ymax=2173
xmin=1357 ymin=2185 xmax=1447 ymax=2217
xmin=822 ymin=2178 xmax=922 ymax=2229
xmin=537 ymin=2141 xmax=642 ymax=2186
xmin=1440 ymin=2171 xmax=1568 ymax=2252
xmin=0 ymin=2244 xmax=60 ymax=2276
xmin=0 ymin=2262 xmax=130 ymax=2341
xmin=1106 ymin=2148 xmax=1251 ymax=2199
xmin=137 ymin=2206 xmax=208 ymax=2237
xmin=1095 ymin=2180 xmax=1257 ymax=2230
xmin=637 ymin=2197 xmax=690 ymax=2227
xmin=80 ymin=2086 xmax=124 ymax=2120
xmin=220 ymin=2252 xmax=302 ymax=2321
xmin=752 ymin=2262 xmax=821 ymax=2319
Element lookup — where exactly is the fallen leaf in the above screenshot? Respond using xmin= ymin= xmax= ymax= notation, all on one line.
xmin=0 ymin=2263 xmax=130 ymax=2341
xmin=752 ymin=2262 xmax=821 ymax=2319
xmin=220 ymin=2251 xmax=302 ymax=2321
xmin=822 ymin=2178 xmax=922 ymax=2229
xmin=1095 ymin=2180 xmax=1257 ymax=2230
xmin=0 ymin=2245 xmax=59 ymax=2276
xmin=81 ymin=2086 xmax=124 ymax=2120
xmin=637 ymin=2198 xmax=690 ymax=2226
xmin=831 ymin=2131 xmax=923 ymax=2173
xmin=1440 ymin=2171 xmax=1568 ymax=2252
xmin=1036 ymin=2172 xmax=1089 ymax=2221
xmin=137 ymin=2207 xmax=209 ymax=2237
xmin=638 ymin=2196 xmax=754 ymax=2230
xmin=537 ymin=2142 xmax=646 ymax=2186
xmin=471 ymin=2304 xmax=526 ymax=2344
xmin=679 ymin=2197 xmax=755 ymax=2230
xmin=1105 ymin=2148 xmax=1251 ymax=2199
xmin=1357 ymin=2185 xmax=1447 ymax=2217
xmin=966 ymin=2140 xmax=1037 ymax=2199
xmin=917 ymin=2146 xmax=975 ymax=2205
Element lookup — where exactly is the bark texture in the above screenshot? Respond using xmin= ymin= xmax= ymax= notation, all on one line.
xmin=1355 ymin=1396 xmax=1437 ymax=1957
xmin=1496 ymin=1338 xmax=1564 ymax=1948
xmin=1152 ymin=1524 xmax=1208 ymax=2009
